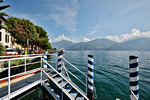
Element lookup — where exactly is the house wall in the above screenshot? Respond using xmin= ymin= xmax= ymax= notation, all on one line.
xmin=0 ymin=24 xmax=11 ymax=48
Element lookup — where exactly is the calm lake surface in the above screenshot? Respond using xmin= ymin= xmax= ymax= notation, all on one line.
xmin=57 ymin=51 xmax=150 ymax=100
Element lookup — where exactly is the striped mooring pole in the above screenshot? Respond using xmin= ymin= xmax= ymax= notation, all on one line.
xmin=129 ymin=56 xmax=139 ymax=100
xmin=44 ymin=54 xmax=47 ymax=69
xmin=58 ymin=53 xmax=62 ymax=73
xmin=88 ymin=55 xmax=94 ymax=100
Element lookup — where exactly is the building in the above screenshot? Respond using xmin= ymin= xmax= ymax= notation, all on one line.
xmin=0 ymin=16 xmax=11 ymax=48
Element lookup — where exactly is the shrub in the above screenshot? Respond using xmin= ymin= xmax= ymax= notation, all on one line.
xmin=0 ymin=43 xmax=4 ymax=56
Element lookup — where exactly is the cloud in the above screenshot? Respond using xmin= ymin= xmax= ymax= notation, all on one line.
xmin=118 ymin=1 xmax=148 ymax=15
xmin=50 ymin=0 xmax=79 ymax=32
xmin=83 ymin=37 xmax=95 ymax=42
xmin=10 ymin=13 xmax=51 ymax=24
xmin=86 ymin=19 xmax=107 ymax=36
xmin=51 ymin=34 xmax=74 ymax=43
xmin=106 ymin=28 xmax=150 ymax=42
xmin=87 ymin=24 xmax=99 ymax=36
xmin=49 ymin=39 xmax=53 ymax=43
xmin=83 ymin=37 xmax=91 ymax=42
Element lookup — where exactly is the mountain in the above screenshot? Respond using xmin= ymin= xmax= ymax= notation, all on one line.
xmin=106 ymin=37 xmax=150 ymax=50
xmin=51 ymin=40 xmax=75 ymax=50
xmin=51 ymin=37 xmax=150 ymax=51
xmin=66 ymin=38 xmax=118 ymax=50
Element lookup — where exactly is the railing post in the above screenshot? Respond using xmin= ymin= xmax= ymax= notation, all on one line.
xmin=41 ymin=56 xmax=42 ymax=86
xmin=8 ymin=60 xmax=10 ymax=100
xmin=58 ymin=53 xmax=62 ymax=73
xmin=88 ymin=55 xmax=94 ymax=100
xmin=129 ymin=56 xmax=139 ymax=100
xmin=56 ymin=54 xmax=57 ymax=69
xmin=25 ymin=55 xmax=26 ymax=73
xmin=44 ymin=54 xmax=47 ymax=69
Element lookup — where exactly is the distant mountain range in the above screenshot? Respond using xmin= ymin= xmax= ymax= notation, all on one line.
xmin=66 ymin=38 xmax=117 ymax=50
xmin=51 ymin=40 xmax=75 ymax=50
xmin=50 ymin=37 xmax=150 ymax=51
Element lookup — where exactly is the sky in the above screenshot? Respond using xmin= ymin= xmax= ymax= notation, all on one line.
xmin=2 ymin=0 xmax=150 ymax=43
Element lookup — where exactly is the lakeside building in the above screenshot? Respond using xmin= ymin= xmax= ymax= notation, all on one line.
xmin=0 ymin=16 xmax=11 ymax=48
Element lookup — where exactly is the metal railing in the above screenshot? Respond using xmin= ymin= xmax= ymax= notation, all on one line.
xmin=0 ymin=55 xmax=43 ymax=100
xmin=42 ymin=58 xmax=88 ymax=100
xmin=62 ymin=57 xmax=88 ymax=95
xmin=131 ymin=90 xmax=138 ymax=100
xmin=0 ymin=53 xmax=88 ymax=99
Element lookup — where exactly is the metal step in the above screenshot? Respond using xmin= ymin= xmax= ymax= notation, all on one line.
xmin=45 ymin=82 xmax=50 ymax=87
xmin=76 ymin=97 xmax=84 ymax=100
xmin=59 ymin=80 xmax=68 ymax=87
xmin=43 ymin=82 xmax=60 ymax=100
xmin=54 ymin=76 xmax=62 ymax=82
xmin=50 ymin=88 xmax=61 ymax=99
xmin=69 ymin=89 xmax=78 ymax=99
xmin=76 ymin=94 xmax=85 ymax=100
xmin=45 ymin=82 xmax=61 ymax=99
xmin=64 ymin=84 xmax=73 ymax=93
xmin=51 ymin=73 xmax=58 ymax=78
xmin=47 ymin=72 xmax=88 ymax=100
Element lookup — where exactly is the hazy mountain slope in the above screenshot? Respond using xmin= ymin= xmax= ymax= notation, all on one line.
xmin=67 ymin=38 xmax=118 ymax=50
xmin=51 ymin=40 xmax=75 ymax=50
xmin=107 ymin=37 xmax=150 ymax=50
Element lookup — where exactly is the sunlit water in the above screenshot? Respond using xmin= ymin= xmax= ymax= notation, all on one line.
xmin=53 ymin=51 xmax=150 ymax=100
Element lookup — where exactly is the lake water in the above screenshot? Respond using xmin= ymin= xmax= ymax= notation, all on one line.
xmin=57 ymin=51 xmax=150 ymax=100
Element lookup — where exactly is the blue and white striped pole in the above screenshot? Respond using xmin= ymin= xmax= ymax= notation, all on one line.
xmin=129 ymin=56 xmax=139 ymax=100
xmin=44 ymin=54 xmax=47 ymax=69
xmin=88 ymin=55 xmax=94 ymax=100
xmin=58 ymin=53 xmax=62 ymax=73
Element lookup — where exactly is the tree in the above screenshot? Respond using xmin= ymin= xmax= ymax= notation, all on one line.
xmin=6 ymin=17 xmax=51 ymax=50
xmin=45 ymin=42 xmax=52 ymax=49
xmin=6 ymin=17 xmax=39 ymax=48
xmin=0 ymin=0 xmax=10 ymax=29
xmin=35 ymin=25 xmax=51 ymax=49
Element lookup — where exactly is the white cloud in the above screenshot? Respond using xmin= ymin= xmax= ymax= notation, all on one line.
xmin=83 ymin=37 xmax=96 ymax=42
xmin=52 ymin=34 xmax=74 ymax=43
xmin=106 ymin=28 xmax=150 ymax=42
xmin=83 ymin=37 xmax=91 ymax=42
xmin=118 ymin=1 xmax=148 ymax=15
xmin=87 ymin=19 xmax=107 ymax=36
xmin=11 ymin=13 xmax=51 ymax=24
xmin=87 ymin=24 xmax=99 ymax=36
xmin=106 ymin=36 xmax=120 ymax=42
xmin=50 ymin=0 xmax=79 ymax=32
xmin=49 ymin=39 xmax=53 ymax=43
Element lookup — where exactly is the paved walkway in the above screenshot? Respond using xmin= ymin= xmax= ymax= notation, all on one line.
xmin=0 ymin=72 xmax=47 ymax=98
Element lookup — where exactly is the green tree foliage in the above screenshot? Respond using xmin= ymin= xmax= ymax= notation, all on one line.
xmin=0 ymin=43 xmax=4 ymax=55
xmin=6 ymin=17 xmax=51 ymax=50
xmin=35 ymin=25 xmax=50 ymax=49
xmin=6 ymin=17 xmax=38 ymax=47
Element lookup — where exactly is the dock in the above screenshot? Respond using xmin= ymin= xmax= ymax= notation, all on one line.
xmin=0 ymin=54 xmax=89 ymax=100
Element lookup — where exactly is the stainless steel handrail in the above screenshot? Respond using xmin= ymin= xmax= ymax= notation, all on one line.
xmin=62 ymin=58 xmax=87 ymax=77
xmin=0 ymin=55 xmax=43 ymax=100
xmin=62 ymin=57 xmax=88 ymax=94
xmin=42 ymin=59 xmax=88 ymax=100
xmin=131 ymin=90 xmax=138 ymax=100
xmin=63 ymin=66 xmax=86 ymax=86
